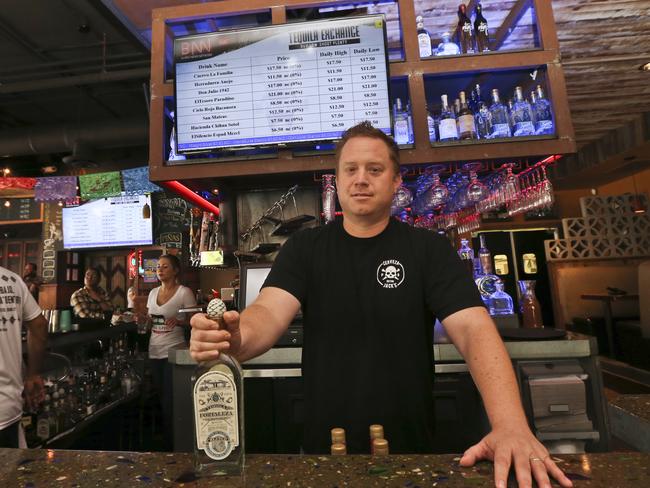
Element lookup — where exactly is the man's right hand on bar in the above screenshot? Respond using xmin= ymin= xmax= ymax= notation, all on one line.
xmin=190 ymin=310 xmax=241 ymax=362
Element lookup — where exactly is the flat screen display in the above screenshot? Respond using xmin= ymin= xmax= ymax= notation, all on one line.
xmin=173 ymin=15 xmax=391 ymax=152
xmin=62 ymin=195 xmax=153 ymax=249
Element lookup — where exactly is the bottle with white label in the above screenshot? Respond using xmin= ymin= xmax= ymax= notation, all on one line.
xmin=512 ymin=86 xmax=535 ymax=137
xmin=393 ymin=98 xmax=410 ymax=145
xmin=489 ymin=89 xmax=511 ymax=138
xmin=457 ymin=91 xmax=477 ymax=140
xmin=416 ymin=16 xmax=433 ymax=58
xmin=438 ymin=94 xmax=459 ymax=142
xmin=192 ymin=298 xmax=244 ymax=477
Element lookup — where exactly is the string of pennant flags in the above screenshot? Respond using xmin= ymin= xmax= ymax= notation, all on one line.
xmin=0 ymin=167 xmax=162 ymax=201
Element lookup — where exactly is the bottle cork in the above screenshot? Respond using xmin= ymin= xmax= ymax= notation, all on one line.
xmin=331 ymin=443 xmax=347 ymax=455
xmin=372 ymin=438 xmax=389 ymax=456
xmin=331 ymin=427 xmax=346 ymax=445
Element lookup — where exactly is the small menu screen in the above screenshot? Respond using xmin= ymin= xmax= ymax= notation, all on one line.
xmin=62 ymin=195 xmax=153 ymax=249
xmin=173 ymin=15 xmax=391 ymax=152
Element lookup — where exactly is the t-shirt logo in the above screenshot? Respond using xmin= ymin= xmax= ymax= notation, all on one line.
xmin=376 ymin=260 xmax=405 ymax=289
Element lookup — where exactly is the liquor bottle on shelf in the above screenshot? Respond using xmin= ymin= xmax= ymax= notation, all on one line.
xmin=532 ymin=85 xmax=554 ymax=135
xmin=512 ymin=86 xmax=535 ymax=136
xmin=518 ymin=280 xmax=544 ymax=328
xmin=474 ymin=3 xmax=490 ymax=52
xmin=487 ymin=281 xmax=514 ymax=316
xmin=192 ymin=298 xmax=244 ymax=477
xmin=393 ymin=98 xmax=410 ymax=145
xmin=473 ymin=84 xmax=493 ymax=140
xmin=478 ymin=234 xmax=493 ymax=275
xmin=416 ymin=16 xmax=433 ymax=58
xmin=435 ymin=32 xmax=461 ymax=56
xmin=438 ymin=94 xmax=459 ymax=142
xmin=405 ymin=100 xmax=415 ymax=144
xmin=426 ymin=104 xmax=437 ymax=143
xmin=458 ymin=238 xmax=475 ymax=276
xmin=322 ymin=174 xmax=337 ymax=224
xmin=457 ymin=91 xmax=477 ymax=140
xmin=507 ymin=98 xmax=516 ymax=131
xmin=457 ymin=4 xmax=475 ymax=54
xmin=454 ymin=97 xmax=461 ymax=135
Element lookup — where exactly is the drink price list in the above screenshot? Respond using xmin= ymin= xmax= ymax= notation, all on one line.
xmin=62 ymin=196 xmax=153 ymax=249
xmin=174 ymin=16 xmax=391 ymax=151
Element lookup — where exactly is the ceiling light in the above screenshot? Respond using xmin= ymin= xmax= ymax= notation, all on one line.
xmin=3 ymin=200 xmax=10 ymax=207
xmin=640 ymin=62 xmax=650 ymax=71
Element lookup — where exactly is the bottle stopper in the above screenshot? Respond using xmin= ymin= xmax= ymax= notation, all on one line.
xmin=206 ymin=297 xmax=227 ymax=320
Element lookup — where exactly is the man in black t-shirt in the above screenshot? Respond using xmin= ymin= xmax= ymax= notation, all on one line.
xmin=190 ymin=122 xmax=572 ymax=488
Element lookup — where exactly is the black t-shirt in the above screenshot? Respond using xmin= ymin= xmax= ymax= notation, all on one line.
xmin=263 ymin=218 xmax=484 ymax=454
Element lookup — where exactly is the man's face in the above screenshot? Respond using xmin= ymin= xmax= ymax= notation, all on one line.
xmin=84 ymin=269 xmax=100 ymax=288
xmin=336 ymin=136 xmax=401 ymax=220
xmin=24 ymin=263 xmax=35 ymax=276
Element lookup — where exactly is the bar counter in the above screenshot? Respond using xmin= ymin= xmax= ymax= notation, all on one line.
xmin=2 ymin=448 xmax=648 ymax=487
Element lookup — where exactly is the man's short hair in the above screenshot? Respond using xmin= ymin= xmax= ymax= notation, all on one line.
xmin=334 ymin=121 xmax=400 ymax=174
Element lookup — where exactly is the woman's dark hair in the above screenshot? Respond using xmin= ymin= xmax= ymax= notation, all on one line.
xmin=159 ymin=254 xmax=181 ymax=274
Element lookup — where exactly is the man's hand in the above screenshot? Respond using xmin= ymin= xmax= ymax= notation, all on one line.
xmin=190 ymin=311 xmax=242 ymax=362
xmin=460 ymin=427 xmax=573 ymax=488
xmin=24 ymin=375 xmax=45 ymax=412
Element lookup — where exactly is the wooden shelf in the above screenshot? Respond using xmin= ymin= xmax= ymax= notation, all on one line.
xmin=148 ymin=0 xmax=575 ymax=184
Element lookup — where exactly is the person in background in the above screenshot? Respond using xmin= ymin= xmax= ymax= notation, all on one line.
xmin=22 ymin=262 xmax=41 ymax=301
xmin=0 ymin=265 xmax=48 ymax=447
xmin=70 ymin=267 xmax=113 ymax=319
xmin=190 ymin=122 xmax=572 ymax=488
xmin=144 ymin=254 xmax=196 ymax=450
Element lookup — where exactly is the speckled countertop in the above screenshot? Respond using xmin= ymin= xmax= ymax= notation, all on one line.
xmin=609 ymin=394 xmax=650 ymax=423
xmin=1 ymin=449 xmax=648 ymax=487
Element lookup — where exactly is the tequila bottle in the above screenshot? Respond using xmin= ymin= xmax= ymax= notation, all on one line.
xmin=457 ymin=91 xmax=477 ymax=140
xmin=416 ymin=16 xmax=433 ymax=58
xmin=436 ymin=32 xmax=461 ymax=56
xmin=473 ymin=84 xmax=493 ymax=140
xmin=405 ymin=100 xmax=415 ymax=144
xmin=512 ymin=86 xmax=535 ymax=136
xmin=322 ymin=174 xmax=336 ymax=224
xmin=393 ymin=98 xmax=410 ymax=145
xmin=438 ymin=94 xmax=459 ymax=142
xmin=458 ymin=238 xmax=475 ymax=276
xmin=478 ymin=234 xmax=493 ymax=275
xmin=532 ymin=85 xmax=554 ymax=135
xmin=474 ymin=3 xmax=490 ymax=52
xmin=193 ymin=298 xmax=245 ymax=476
xmin=487 ymin=281 xmax=514 ymax=316
xmin=426 ymin=104 xmax=437 ymax=142
xmin=457 ymin=4 xmax=475 ymax=54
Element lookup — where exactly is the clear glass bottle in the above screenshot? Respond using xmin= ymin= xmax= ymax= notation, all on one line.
xmin=474 ymin=3 xmax=490 ymax=52
xmin=436 ymin=32 xmax=461 ymax=56
xmin=416 ymin=16 xmax=433 ymax=58
xmin=488 ymin=281 xmax=514 ymax=316
xmin=478 ymin=234 xmax=493 ymax=275
xmin=426 ymin=104 xmax=437 ymax=143
xmin=532 ymin=85 xmax=554 ymax=135
xmin=518 ymin=280 xmax=543 ymax=328
xmin=512 ymin=86 xmax=535 ymax=137
xmin=457 ymin=238 xmax=475 ymax=276
xmin=489 ymin=89 xmax=511 ymax=138
xmin=393 ymin=98 xmax=410 ymax=145
xmin=473 ymin=84 xmax=492 ymax=140
xmin=405 ymin=100 xmax=415 ymax=144
xmin=457 ymin=91 xmax=477 ymax=140
xmin=438 ymin=94 xmax=459 ymax=142
xmin=322 ymin=174 xmax=336 ymax=224
xmin=192 ymin=298 xmax=245 ymax=477
xmin=457 ymin=4 xmax=475 ymax=54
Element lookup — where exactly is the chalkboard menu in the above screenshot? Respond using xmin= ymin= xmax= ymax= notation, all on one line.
xmin=152 ymin=192 xmax=191 ymax=249
xmin=0 ymin=198 xmax=43 ymax=223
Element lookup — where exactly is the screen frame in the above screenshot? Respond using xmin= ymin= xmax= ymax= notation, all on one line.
xmin=62 ymin=195 xmax=154 ymax=250
xmin=238 ymin=262 xmax=274 ymax=311
xmin=172 ymin=14 xmax=393 ymax=154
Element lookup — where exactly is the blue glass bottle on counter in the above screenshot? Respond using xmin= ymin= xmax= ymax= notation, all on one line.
xmin=487 ymin=280 xmax=514 ymax=316
xmin=532 ymin=85 xmax=554 ymax=135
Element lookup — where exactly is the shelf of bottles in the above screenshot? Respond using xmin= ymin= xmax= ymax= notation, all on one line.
xmin=22 ymin=334 xmax=142 ymax=447
xmin=391 ymin=72 xmax=555 ymax=149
